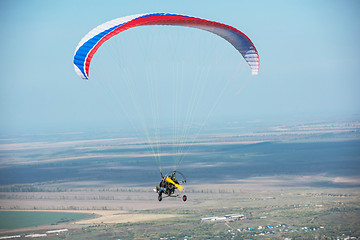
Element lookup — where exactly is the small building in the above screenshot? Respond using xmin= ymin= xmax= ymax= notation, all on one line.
xmin=25 ymin=234 xmax=47 ymax=238
xmin=201 ymin=214 xmax=245 ymax=222
xmin=224 ymin=214 xmax=245 ymax=221
xmin=46 ymin=229 xmax=68 ymax=234
xmin=200 ymin=216 xmax=226 ymax=221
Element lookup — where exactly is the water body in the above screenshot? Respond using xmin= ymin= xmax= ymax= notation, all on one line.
xmin=0 ymin=211 xmax=88 ymax=230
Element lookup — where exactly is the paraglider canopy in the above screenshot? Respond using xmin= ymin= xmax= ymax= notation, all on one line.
xmin=73 ymin=13 xmax=259 ymax=79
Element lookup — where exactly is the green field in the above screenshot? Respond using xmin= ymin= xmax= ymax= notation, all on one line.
xmin=0 ymin=211 xmax=88 ymax=230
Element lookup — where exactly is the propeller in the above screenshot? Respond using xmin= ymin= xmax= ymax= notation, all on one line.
xmin=165 ymin=177 xmax=183 ymax=191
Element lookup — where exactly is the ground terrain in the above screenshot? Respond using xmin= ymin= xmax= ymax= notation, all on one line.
xmin=0 ymin=120 xmax=359 ymax=239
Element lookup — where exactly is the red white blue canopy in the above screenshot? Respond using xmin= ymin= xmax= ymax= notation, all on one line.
xmin=73 ymin=13 xmax=259 ymax=79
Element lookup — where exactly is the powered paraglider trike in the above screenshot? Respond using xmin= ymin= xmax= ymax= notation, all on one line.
xmin=155 ymin=171 xmax=187 ymax=201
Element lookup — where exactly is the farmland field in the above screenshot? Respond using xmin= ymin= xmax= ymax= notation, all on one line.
xmin=1 ymin=183 xmax=359 ymax=239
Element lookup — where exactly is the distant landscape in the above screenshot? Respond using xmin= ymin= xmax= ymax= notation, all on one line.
xmin=0 ymin=120 xmax=359 ymax=239
xmin=0 ymin=120 xmax=359 ymax=187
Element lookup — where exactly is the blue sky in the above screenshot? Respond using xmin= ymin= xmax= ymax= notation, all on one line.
xmin=1 ymin=0 xmax=359 ymax=134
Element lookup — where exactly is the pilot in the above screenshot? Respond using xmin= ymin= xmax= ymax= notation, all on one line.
xmin=172 ymin=176 xmax=179 ymax=185
xmin=157 ymin=177 xmax=166 ymax=195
